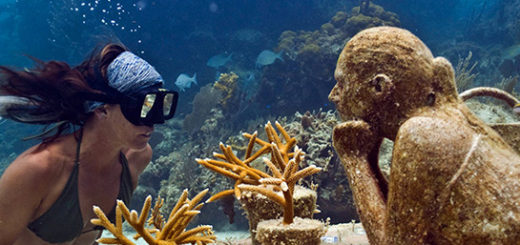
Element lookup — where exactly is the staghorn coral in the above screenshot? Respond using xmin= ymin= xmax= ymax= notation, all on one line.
xmin=236 ymin=145 xmax=321 ymax=224
xmin=195 ymin=121 xmax=299 ymax=203
xmin=196 ymin=121 xmax=321 ymax=244
xmin=91 ymin=189 xmax=216 ymax=245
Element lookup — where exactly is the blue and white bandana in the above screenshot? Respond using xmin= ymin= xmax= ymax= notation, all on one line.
xmin=87 ymin=51 xmax=164 ymax=111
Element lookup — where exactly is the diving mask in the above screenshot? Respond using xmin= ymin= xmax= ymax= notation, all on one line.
xmin=119 ymin=87 xmax=179 ymax=126
xmin=82 ymin=83 xmax=179 ymax=126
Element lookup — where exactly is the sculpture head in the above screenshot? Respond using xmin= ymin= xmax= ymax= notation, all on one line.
xmin=329 ymin=26 xmax=459 ymax=138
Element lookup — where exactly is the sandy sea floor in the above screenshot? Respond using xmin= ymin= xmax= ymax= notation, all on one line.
xmin=101 ymin=223 xmax=369 ymax=245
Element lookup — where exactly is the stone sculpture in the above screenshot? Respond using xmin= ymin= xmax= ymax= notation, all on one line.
xmin=329 ymin=26 xmax=520 ymax=244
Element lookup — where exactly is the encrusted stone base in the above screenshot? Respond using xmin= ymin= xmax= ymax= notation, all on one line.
xmin=239 ymin=185 xmax=317 ymax=245
xmin=256 ymin=217 xmax=326 ymax=245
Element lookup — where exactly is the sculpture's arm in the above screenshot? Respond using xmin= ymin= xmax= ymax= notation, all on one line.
xmin=332 ymin=121 xmax=387 ymax=245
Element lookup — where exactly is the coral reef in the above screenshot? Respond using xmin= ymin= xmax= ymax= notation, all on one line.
xmin=91 ymin=189 xmax=216 ymax=245
xmin=213 ymin=72 xmax=239 ymax=108
xmin=282 ymin=110 xmax=359 ymax=223
xmin=182 ymin=84 xmax=223 ymax=134
xmin=255 ymin=2 xmax=400 ymax=115
xmin=196 ymin=121 xmax=322 ymax=244
xmin=142 ymin=109 xmax=367 ymax=229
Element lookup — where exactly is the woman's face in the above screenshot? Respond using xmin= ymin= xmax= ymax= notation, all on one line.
xmin=105 ymin=104 xmax=154 ymax=149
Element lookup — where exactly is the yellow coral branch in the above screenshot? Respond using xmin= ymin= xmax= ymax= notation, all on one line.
xmin=287 ymin=165 xmax=322 ymax=184
xmin=245 ymin=131 xmax=258 ymax=159
xmin=263 ymin=157 xmax=282 ymax=178
xmin=93 ymin=190 xmax=215 ymax=245
xmin=206 ymin=189 xmax=235 ymax=203
xmin=148 ymin=196 xmax=164 ymax=229
xmin=238 ymin=184 xmax=286 ymax=207
xmin=91 ymin=205 xmax=135 ymax=245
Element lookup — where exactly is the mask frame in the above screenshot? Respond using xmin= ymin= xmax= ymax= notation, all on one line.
xmin=82 ymin=67 xmax=179 ymax=126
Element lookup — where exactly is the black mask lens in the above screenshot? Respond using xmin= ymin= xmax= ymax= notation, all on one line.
xmin=124 ymin=90 xmax=178 ymax=126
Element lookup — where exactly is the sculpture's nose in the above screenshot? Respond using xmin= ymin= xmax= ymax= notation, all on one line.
xmin=329 ymin=85 xmax=341 ymax=104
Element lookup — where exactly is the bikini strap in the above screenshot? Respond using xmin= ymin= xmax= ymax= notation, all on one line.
xmin=75 ymin=128 xmax=83 ymax=165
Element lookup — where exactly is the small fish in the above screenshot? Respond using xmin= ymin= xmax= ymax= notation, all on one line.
xmin=175 ymin=73 xmax=198 ymax=92
xmin=255 ymin=50 xmax=283 ymax=68
xmin=246 ymin=72 xmax=255 ymax=82
xmin=502 ymin=44 xmax=520 ymax=60
xmin=206 ymin=53 xmax=232 ymax=69
xmin=514 ymin=103 xmax=520 ymax=115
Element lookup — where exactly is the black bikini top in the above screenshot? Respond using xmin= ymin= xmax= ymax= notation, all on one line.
xmin=27 ymin=129 xmax=134 ymax=243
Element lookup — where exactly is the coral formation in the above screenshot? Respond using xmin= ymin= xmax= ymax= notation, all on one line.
xmin=182 ymin=84 xmax=223 ymax=134
xmin=196 ymin=121 xmax=322 ymax=244
xmin=255 ymin=2 xmax=400 ymax=115
xmin=213 ymin=72 xmax=239 ymax=107
xmin=330 ymin=26 xmax=520 ymax=244
xmin=282 ymin=110 xmax=359 ymax=223
xmin=236 ymin=143 xmax=322 ymax=224
xmin=195 ymin=121 xmax=300 ymax=203
xmin=91 ymin=189 xmax=216 ymax=245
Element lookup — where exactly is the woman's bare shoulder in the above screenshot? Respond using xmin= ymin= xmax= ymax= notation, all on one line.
xmin=3 ymin=144 xmax=66 ymax=188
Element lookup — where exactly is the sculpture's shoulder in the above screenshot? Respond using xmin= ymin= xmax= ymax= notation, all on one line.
xmin=396 ymin=115 xmax=474 ymax=156
xmin=392 ymin=114 xmax=477 ymax=181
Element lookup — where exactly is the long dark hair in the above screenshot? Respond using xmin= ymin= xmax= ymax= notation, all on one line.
xmin=0 ymin=43 xmax=128 ymax=143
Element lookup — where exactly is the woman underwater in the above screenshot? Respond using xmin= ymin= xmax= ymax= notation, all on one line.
xmin=0 ymin=43 xmax=178 ymax=244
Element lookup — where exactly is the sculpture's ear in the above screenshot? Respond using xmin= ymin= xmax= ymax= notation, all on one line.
xmin=370 ymin=73 xmax=395 ymax=101
xmin=432 ymin=57 xmax=458 ymax=98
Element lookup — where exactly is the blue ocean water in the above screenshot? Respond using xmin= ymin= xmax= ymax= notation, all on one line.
xmin=0 ymin=0 xmax=519 ymax=240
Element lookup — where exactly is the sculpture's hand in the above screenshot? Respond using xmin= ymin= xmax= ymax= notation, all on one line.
xmin=332 ymin=120 xmax=380 ymax=164
xmin=331 ymin=120 xmax=387 ymax=245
